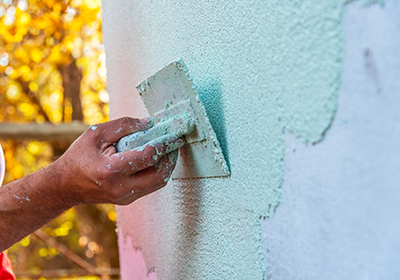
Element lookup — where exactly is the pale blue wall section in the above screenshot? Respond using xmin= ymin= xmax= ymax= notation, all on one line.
xmin=263 ymin=1 xmax=400 ymax=278
xmin=101 ymin=0 xmax=365 ymax=279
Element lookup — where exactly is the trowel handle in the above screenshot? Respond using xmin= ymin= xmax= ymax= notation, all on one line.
xmin=116 ymin=113 xmax=195 ymax=153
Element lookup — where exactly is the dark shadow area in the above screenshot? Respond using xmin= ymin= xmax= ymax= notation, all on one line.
xmin=196 ymin=81 xmax=231 ymax=171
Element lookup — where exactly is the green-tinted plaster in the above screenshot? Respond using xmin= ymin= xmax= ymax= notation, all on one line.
xmin=103 ymin=0 xmax=385 ymax=279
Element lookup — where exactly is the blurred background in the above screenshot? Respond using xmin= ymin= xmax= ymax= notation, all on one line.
xmin=0 ymin=0 xmax=119 ymax=279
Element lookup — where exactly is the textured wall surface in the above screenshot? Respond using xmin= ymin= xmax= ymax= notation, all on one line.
xmin=102 ymin=0 xmax=398 ymax=278
xmin=263 ymin=1 xmax=400 ymax=278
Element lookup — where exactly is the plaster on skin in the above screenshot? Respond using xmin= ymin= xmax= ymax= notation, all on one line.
xmin=101 ymin=0 xmax=373 ymax=278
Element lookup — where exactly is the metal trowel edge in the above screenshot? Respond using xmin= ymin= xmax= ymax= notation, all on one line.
xmin=136 ymin=59 xmax=230 ymax=179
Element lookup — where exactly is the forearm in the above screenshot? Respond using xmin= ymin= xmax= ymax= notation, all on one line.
xmin=0 ymin=117 xmax=183 ymax=251
xmin=0 ymin=161 xmax=76 ymax=251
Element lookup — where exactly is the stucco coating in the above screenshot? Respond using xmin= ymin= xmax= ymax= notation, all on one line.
xmin=101 ymin=0 xmax=391 ymax=278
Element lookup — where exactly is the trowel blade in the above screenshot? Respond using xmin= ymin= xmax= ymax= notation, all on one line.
xmin=136 ymin=59 xmax=230 ymax=179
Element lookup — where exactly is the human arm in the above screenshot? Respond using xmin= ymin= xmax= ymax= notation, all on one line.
xmin=0 ymin=117 xmax=185 ymax=251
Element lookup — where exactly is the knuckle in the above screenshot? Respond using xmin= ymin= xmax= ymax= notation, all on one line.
xmin=110 ymin=187 xmax=124 ymax=201
xmin=107 ymin=182 xmax=127 ymax=201
xmin=83 ymin=127 xmax=97 ymax=138
xmin=120 ymin=116 xmax=134 ymax=126
xmin=88 ymin=122 xmax=102 ymax=131
xmin=107 ymin=190 xmax=121 ymax=203
xmin=97 ymin=166 xmax=113 ymax=181
xmin=143 ymin=146 xmax=157 ymax=162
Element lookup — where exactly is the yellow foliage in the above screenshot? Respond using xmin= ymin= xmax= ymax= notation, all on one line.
xmin=18 ymin=102 xmax=35 ymax=117
xmin=11 ymin=164 xmax=24 ymax=179
xmin=6 ymin=83 xmax=21 ymax=100
xmin=20 ymin=236 xmax=30 ymax=247
xmin=20 ymin=65 xmax=32 ymax=81
xmin=27 ymin=141 xmax=42 ymax=155
xmin=30 ymin=47 xmax=43 ymax=62
xmin=83 ymin=0 xmax=100 ymax=10
xmin=14 ymin=47 xmax=28 ymax=61
xmin=1 ymin=0 xmax=116 ymax=276
xmin=108 ymin=211 xmax=117 ymax=222
xmin=38 ymin=247 xmax=48 ymax=257
xmin=16 ymin=12 xmax=31 ymax=26
xmin=1 ymin=0 xmax=108 ymax=124
xmin=29 ymin=81 xmax=38 ymax=91
xmin=47 ymin=44 xmax=66 ymax=64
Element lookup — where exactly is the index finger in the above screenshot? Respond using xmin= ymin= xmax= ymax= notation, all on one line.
xmin=109 ymin=134 xmax=185 ymax=174
xmin=92 ymin=117 xmax=154 ymax=145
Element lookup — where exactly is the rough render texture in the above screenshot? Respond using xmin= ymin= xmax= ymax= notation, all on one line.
xmin=102 ymin=0 xmax=395 ymax=278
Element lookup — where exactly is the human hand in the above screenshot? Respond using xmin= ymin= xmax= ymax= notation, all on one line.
xmin=54 ymin=117 xmax=185 ymax=205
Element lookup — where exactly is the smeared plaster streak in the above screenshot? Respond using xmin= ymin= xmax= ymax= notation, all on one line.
xmin=102 ymin=0 xmax=388 ymax=279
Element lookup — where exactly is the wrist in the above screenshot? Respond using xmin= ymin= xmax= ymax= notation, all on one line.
xmin=46 ymin=159 xmax=82 ymax=208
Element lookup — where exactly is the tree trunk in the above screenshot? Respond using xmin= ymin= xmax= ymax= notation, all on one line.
xmin=53 ymin=57 xmax=84 ymax=158
xmin=59 ymin=57 xmax=84 ymax=121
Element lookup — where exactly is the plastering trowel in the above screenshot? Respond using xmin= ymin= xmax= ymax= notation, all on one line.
xmin=116 ymin=59 xmax=230 ymax=179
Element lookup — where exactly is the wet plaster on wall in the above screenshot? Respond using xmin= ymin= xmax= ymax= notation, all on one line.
xmin=100 ymin=0 xmax=380 ymax=278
